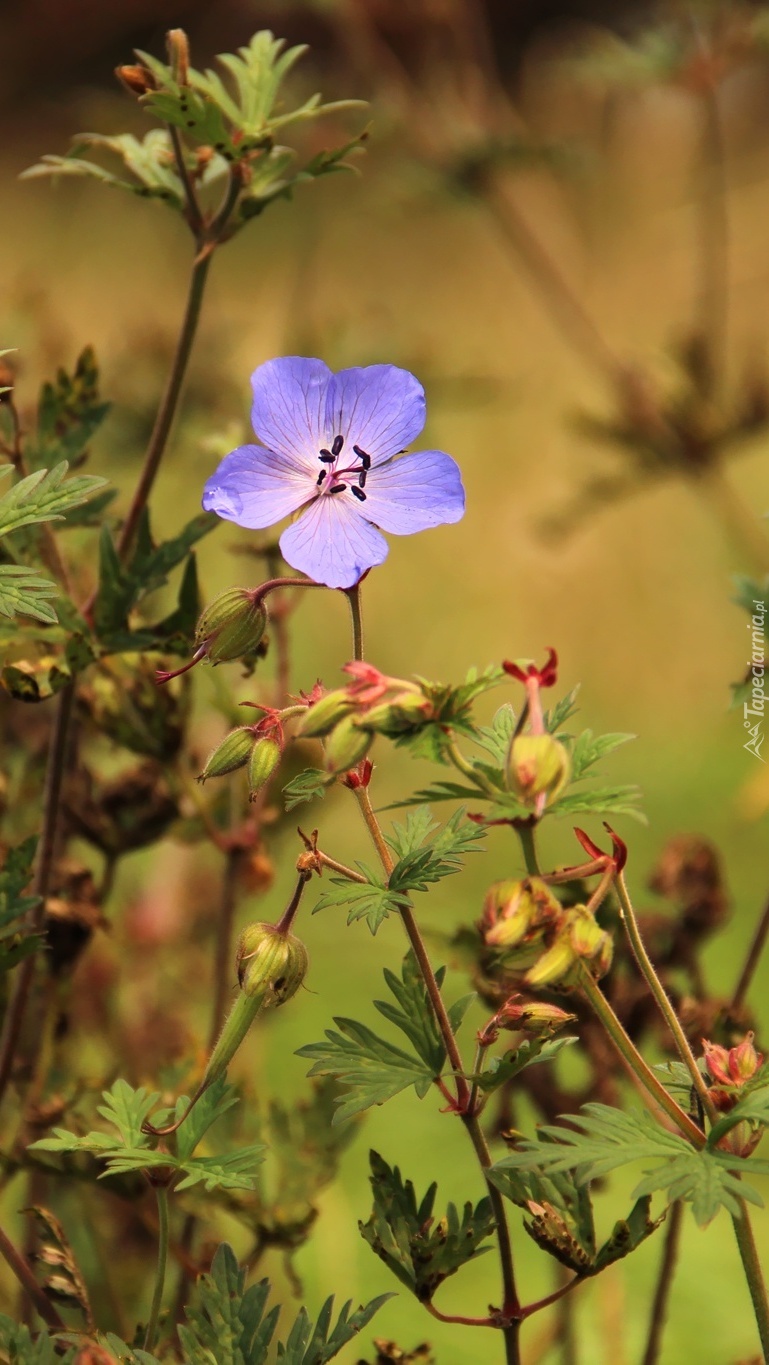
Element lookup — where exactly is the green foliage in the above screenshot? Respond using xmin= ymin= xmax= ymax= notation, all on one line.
xmin=312 ymin=865 xmax=403 ymax=935
xmin=469 ymin=1034 xmax=577 ymax=1094
xmin=26 ymin=345 xmax=112 ymax=472
xmin=30 ymin=1076 xmax=264 ymax=1193
xmin=492 ymin=1103 xmax=769 ymax=1227
xmin=0 ymin=1317 xmax=75 ymax=1364
xmin=0 ymin=565 xmax=59 ymax=624
xmin=283 ymin=766 xmax=333 ymax=810
xmin=0 ymin=462 xmax=106 ymax=540
xmin=0 ymin=837 xmax=41 ymax=974
xmin=706 ymin=1075 xmax=769 ymax=1147
xmin=297 ymin=952 xmax=471 ymax=1122
xmin=178 ymin=1243 xmax=389 ymax=1365
xmin=386 ymin=806 xmax=486 ymax=894
xmin=359 ymin=1151 xmax=495 ymax=1302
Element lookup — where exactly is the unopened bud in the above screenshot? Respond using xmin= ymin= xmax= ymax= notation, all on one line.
xmin=297 ymin=688 xmax=355 ymax=738
xmin=195 ymin=588 xmax=267 ymax=665
xmin=198 ymin=727 xmax=254 ymax=782
xmin=248 ymin=737 xmax=281 ymax=799
xmin=115 ymin=63 xmax=156 ymax=96
xmin=324 ymin=715 xmax=372 ymax=773
xmin=236 ymin=922 xmax=308 ymax=1006
xmin=525 ymin=938 xmax=577 ymax=990
xmin=497 ymin=997 xmax=576 ymax=1038
xmin=730 ymin=1032 xmax=763 ymax=1082
xmin=482 ymin=878 xmax=562 ymax=948
xmin=525 ymin=905 xmax=612 ymax=988
xmin=167 ymin=28 xmax=190 ymax=85
xmin=359 ymin=691 xmax=431 ymax=736
xmin=506 ymin=734 xmax=571 ymax=807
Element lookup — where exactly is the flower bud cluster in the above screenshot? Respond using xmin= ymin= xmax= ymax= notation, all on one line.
xmin=298 ymin=662 xmax=434 ymax=773
xmin=235 ymin=921 xmax=309 ymax=1006
xmin=481 ymin=876 xmax=613 ymax=990
xmin=702 ymin=1032 xmax=765 ymax=1156
xmin=198 ymin=705 xmax=285 ymax=800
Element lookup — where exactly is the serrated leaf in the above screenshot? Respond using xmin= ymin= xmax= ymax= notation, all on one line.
xmin=0 ymin=564 xmax=59 ymax=624
xmin=312 ymin=867 xmax=403 ymax=935
xmin=378 ymin=779 xmax=487 ymax=811
xmin=175 ymin=1144 xmax=265 ymax=1192
xmin=276 ymin=1292 xmax=392 ymax=1364
xmin=567 ymin=729 xmax=636 ymax=781
xmin=470 ymin=1035 xmax=577 ymax=1094
xmin=179 ymin=1243 xmax=279 ymax=1365
xmin=297 ymin=1018 xmax=435 ymax=1123
xmin=283 ymin=767 xmax=334 ymax=811
xmin=176 ymin=1075 xmax=240 ymax=1161
xmin=0 ymin=461 xmax=107 ymax=538
xmin=96 ymin=1077 xmax=159 ymax=1148
xmin=27 ymin=345 xmax=111 ymax=471
xmin=0 ymin=836 xmax=39 ymax=930
xmin=359 ymin=1151 xmax=495 ymax=1302
xmin=473 ymin=704 xmax=517 ymax=764
xmin=706 ymin=1078 xmax=769 ymax=1148
xmin=387 ymin=807 xmax=486 ymax=894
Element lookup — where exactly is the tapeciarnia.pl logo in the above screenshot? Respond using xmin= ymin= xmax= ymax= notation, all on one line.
xmin=744 ymin=599 xmax=767 ymax=762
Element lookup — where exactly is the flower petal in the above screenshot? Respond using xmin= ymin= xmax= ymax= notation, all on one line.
xmin=326 ymin=365 xmax=426 ymax=465
xmin=279 ymin=496 xmax=388 ymax=589
xmin=202 ymin=445 xmax=310 ymax=529
xmin=361 ymin=451 xmax=465 ymax=534
xmin=250 ymin=357 xmax=333 ymax=471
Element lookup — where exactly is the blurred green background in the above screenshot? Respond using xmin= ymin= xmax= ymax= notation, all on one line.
xmin=3 ymin=1 xmax=769 ymax=1361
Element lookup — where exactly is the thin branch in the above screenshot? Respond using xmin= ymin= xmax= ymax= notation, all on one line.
xmin=641 ymin=1200 xmax=683 ymax=1365
xmin=731 ymin=892 xmax=769 ymax=1012
xmin=0 ymin=1222 xmax=65 ymax=1331
xmin=167 ymin=124 xmax=204 ymax=236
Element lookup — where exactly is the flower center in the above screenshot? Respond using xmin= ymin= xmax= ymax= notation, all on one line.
xmin=315 ymin=435 xmax=370 ymax=502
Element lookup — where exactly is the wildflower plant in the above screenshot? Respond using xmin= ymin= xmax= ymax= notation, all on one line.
xmin=0 ymin=18 xmax=769 ymax=1365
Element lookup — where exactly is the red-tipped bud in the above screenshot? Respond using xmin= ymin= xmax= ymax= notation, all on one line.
xmin=195 ymin=589 xmax=267 ymax=665
xmin=247 ymin=737 xmax=281 ymax=800
xmin=198 ymin=727 xmax=254 ymax=782
xmin=506 ymin=734 xmax=570 ymax=807
xmin=482 ymin=878 xmax=562 ymax=948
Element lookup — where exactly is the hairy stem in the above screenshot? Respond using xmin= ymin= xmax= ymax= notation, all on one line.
xmin=352 ymin=781 xmax=521 ymax=1361
xmin=516 ymin=821 xmax=541 ymax=877
xmin=615 ymin=873 xmax=717 ymax=1125
xmin=117 ymin=247 xmax=213 ymax=561
xmin=578 ymin=969 xmax=705 ymax=1146
xmin=346 ymin=581 xmax=365 ymax=661
xmin=143 ymin=1184 xmax=170 ymax=1353
xmin=0 ymin=681 xmax=75 ymax=1108
xmin=732 ymin=1200 xmax=769 ymax=1362
xmin=207 ymin=846 xmax=244 ymax=1051
xmin=641 ymin=1199 xmax=683 ymax=1365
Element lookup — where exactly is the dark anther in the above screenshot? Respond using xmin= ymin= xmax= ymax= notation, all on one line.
xmin=317 ymin=470 xmax=327 ymax=486
xmin=353 ymin=445 xmax=372 ymax=469
xmin=319 ymin=450 xmax=335 ymax=463
xmin=329 ymin=483 xmax=347 ymax=495
xmin=358 ymin=470 xmax=367 ymax=489
xmin=331 ymin=434 xmax=344 ymax=457
xmin=351 ymin=486 xmax=367 ymax=502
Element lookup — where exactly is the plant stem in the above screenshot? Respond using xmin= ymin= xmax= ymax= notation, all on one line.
xmin=0 ymin=680 xmax=75 ymax=1109
xmin=143 ymin=1184 xmax=170 ymax=1354
xmin=615 ymin=872 xmax=718 ymax=1125
xmin=697 ymin=73 xmax=729 ymax=394
xmin=578 ymin=969 xmax=705 ymax=1146
xmin=345 ymin=581 xmax=365 ymax=661
xmin=0 ymin=1223 xmax=65 ymax=1331
xmin=168 ymin=124 xmax=204 ymax=236
xmin=731 ymin=892 xmax=769 ymax=1012
xmin=517 ymin=821 xmax=541 ymax=877
xmin=351 ymin=780 xmax=521 ymax=1362
xmin=693 ymin=461 xmax=769 ymax=576
xmin=732 ymin=1200 xmax=769 ymax=1362
xmin=641 ymin=1199 xmax=683 ymax=1365
xmin=117 ymin=246 xmax=213 ymax=561
xmin=207 ymin=846 xmax=244 ymax=1051
xmin=446 ymin=737 xmax=497 ymax=796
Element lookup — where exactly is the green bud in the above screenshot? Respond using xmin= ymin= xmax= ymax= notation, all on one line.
xmin=235 ymin=921 xmax=309 ymax=1005
xmin=199 ymin=727 xmax=254 ymax=782
xmin=324 ymin=714 xmax=373 ymax=772
xmin=524 ymin=905 xmax=612 ymax=989
xmin=506 ymin=734 xmax=571 ymax=807
xmin=297 ymin=688 xmax=356 ymax=738
xmin=247 ymin=737 xmax=281 ymax=799
xmin=359 ymin=691 xmax=431 ymax=735
xmin=195 ymin=588 xmax=267 ymax=665
xmin=525 ymin=937 xmax=578 ymax=989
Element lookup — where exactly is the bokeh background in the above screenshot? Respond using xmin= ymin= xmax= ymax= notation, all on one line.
xmin=2 ymin=1 xmax=769 ymax=1361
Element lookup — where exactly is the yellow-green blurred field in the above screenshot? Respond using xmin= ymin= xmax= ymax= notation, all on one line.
xmin=3 ymin=4 xmax=769 ymax=1361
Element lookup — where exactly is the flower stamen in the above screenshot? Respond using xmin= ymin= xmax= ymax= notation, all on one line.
xmin=317 ymin=470 xmax=327 ymax=486
xmin=351 ymin=487 xmax=367 ymax=501
xmin=329 ymin=482 xmax=347 ymax=495
xmin=353 ymin=445 xmax=372 ymax=469
xmin=318 ymin=450 xmax=335 ymax=463
xmin=332 ymin=434 xmax=344 ymax=456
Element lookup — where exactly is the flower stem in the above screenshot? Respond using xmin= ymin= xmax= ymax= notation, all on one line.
xmin=0 ymin=1223 xmax=66 ymax=1331
xmin=731 ymin=891 xmax=769 ymax=1012
xmin=143 ymin=1185 xmax=170 ymax=1354
xmin=578 ymin=968 xmax=705 ymax=1146
xmin=516 ymin=821 xmax=541 ymax=877
xmin=117 ymin=246 xmax=213 ymax=561
xmin=351 ymin=781 xmax=521 ymax=1361
xmin=0 ymin=679 xmax=75 ymax=1108
xmin=346 ymin=582 xmax=365 ymax=661
xmin=732 ymin=1200 xmax=769 ymax=1362
xmin=207 ymin=846 xmax=244 ymax=1051
xmin=641 ymin=1200 xmax=683 ymax=1365
xmin=615 ymin=872 xmax=717 ymax=1125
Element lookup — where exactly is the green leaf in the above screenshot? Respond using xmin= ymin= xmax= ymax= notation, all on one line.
xmin=473 ymin=704 xmax=517 ymax=764
xmin=23 ymin=131 xmax=187 ymax=210
xmin=26 ymin=345 xmax=111 ymax=471
xmin=276 ymin=1292 xmax=392 ymax=1364
xmin=0 ymin=564 xmax=59 ymax=624
xmin=544 ymin=687 xmax=580 ymax=733
xmin=96 ymin=1077 xmax=159 ymax=1147
xmin=283 ymin=767 xmax=334 ymax=811
xmin=387 ymin=806 xmax=486 ymax=894
xmin=0 ymin=837 xmax=39 ymax=931
xmin=93 ymin=511 xmax=216 ymax=641
xmin=297 ymin=1018 xmax=435 ymax=1123
xmin=706 ymin=1078 xmax=769 ymax=1148
xmin=0 ymin=461 xmax=107 ymax=538
xmin=312 ymin=871 xmax=403 ymax=935
xmin=550 ymin=785 xmax=646 ymax=822
xmin=378 ymin=779 xmax=488 ymax=811
xmin=470 ymin=1035 xmax=577 ymax=1094
xmin=175 ymin=1145 xmax=265 ymax=1192
xmin=176 ymin=1075 xmax=240 ymax=1161
xmin=592 ymin=1196 xmax=663 ymax=1272
xmin=359 ymin=1150 xmax=495 ymax=1302
xmin=492 ymin=1102 xmax=769 ymax=1227
xmin=0 ymin=1315 xmax=76 ymax=1363
xmin=179 ymin=1244 xmax=280 ymax=1365
xmin=374 ymin=952 xmax=449 ymax=1076
xmin=567 ymin=729 xmax=636 ymax=781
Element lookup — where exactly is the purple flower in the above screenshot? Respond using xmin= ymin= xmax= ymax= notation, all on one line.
xmin=202 ymin=357 xmax=465 ymax=590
